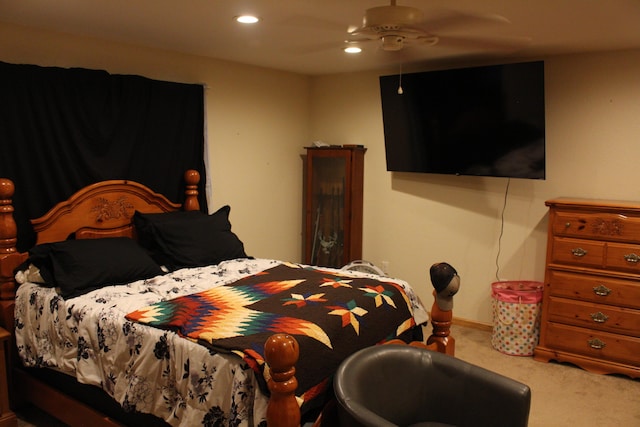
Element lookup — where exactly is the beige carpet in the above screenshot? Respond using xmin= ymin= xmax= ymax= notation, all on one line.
xmin=451 ymin=324 xmax=640 ymax=427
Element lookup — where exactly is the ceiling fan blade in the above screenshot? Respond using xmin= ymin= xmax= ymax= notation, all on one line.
xmin=347 ymin=27 xmax=380 ymax=41
xmin=422 ymin=9 xmax=512 ymax=33
xmin=286 ymin=40 xmax=346 ymax=55
xmin=278 ymin=14 xmax=350 ymax=33
xmin=436 ymin=34 xmax=533 ymax=52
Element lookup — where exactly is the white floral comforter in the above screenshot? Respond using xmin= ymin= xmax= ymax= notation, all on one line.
xmin=14 ymin=258 xmax=428 ymax=426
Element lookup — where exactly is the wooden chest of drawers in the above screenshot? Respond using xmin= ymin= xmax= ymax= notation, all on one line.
xmin=534 ymin=198 xmax=640 ymax=378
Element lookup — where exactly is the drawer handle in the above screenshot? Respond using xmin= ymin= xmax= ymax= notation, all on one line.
xmin=593 ymin=284 xmax=612 ymax=296
xmin=587 ymin=338 xmax=606 ymax=350
xmin=624 ymin=253 xmax=640 ymax=263
xmin=565 ymin=222 xmax=571 ymax=228
xmin=590 ymin=312 xmax=609 ymax=323
xmin=571 ymin=247 xmax=588 ymax=257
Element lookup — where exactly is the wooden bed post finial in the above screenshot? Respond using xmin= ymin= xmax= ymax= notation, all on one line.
xmin=183 ymin=169 xmax=200 ymax=212
xmin=264 ymin=333 xmax=300 ymax=427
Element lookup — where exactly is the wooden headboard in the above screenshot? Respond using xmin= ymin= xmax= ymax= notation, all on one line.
xmin=0 ymin=170 xmax=200 ymax=317
xmin=34 ymin=170 xmax=200 ymax=244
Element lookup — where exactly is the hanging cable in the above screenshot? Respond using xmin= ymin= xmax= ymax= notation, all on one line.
xmin=495 ymin=178 xmax=510 ymax=281
xmin=397 ymin=63 xmax=403 ymax=94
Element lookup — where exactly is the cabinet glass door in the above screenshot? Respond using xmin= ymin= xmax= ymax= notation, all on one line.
xmin=309 ymin=156 xmax=346 ymax=267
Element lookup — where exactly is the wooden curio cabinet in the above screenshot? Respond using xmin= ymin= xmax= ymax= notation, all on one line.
xmin=304 ymin=146 xmax=366 ymax=268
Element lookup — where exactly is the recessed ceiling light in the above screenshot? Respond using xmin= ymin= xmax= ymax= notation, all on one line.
xmin=235 ymin=15 xmax=260 ymax=24
xmin=344 ymin=46 xmax=362 ymax=54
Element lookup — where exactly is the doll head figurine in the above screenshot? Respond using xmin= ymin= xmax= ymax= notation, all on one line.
xmin=429 ymin=262 xmax=460 ymax=311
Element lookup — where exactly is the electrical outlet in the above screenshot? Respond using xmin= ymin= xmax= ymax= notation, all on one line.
xmin=381 ymin=261 xmax=389 ymax=274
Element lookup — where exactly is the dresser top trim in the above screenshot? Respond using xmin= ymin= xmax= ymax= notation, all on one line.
xmin=546 ymin=198 xmax=640 ymax=212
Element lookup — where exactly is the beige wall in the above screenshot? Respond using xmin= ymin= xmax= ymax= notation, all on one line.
xmin=0 ymin=22 xmax=311 ymax=262
xmin=3 ymin=22 xmax=640 ymax=325
xmin=310 ymin=49 xmax=640 ymax=325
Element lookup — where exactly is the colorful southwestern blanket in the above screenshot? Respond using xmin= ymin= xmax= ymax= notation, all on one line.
xmin=126 ymin=263 xmax=420 ymax=412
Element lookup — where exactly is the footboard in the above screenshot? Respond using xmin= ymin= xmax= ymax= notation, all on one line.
xmin=265 ymin=298 xmax=454 ymax=427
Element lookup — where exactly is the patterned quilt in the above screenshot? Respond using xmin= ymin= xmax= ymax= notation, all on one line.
xmin=126 ymin=263 xmax=422 ymax=412
xmin=15 ymin=258 xmax=427 ymax=426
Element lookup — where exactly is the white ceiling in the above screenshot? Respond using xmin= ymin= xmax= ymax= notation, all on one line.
xmin=2 ymin=0 xmax=640 ymax=75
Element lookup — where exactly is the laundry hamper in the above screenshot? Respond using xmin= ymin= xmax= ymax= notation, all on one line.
xmin=491 ymin=281 xmax=543 ymax=356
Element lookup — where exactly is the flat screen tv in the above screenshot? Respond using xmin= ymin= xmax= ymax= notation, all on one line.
xmin=380 ymin=61 xmax=545 ymax=179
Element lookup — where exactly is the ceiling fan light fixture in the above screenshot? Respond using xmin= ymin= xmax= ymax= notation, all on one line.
xmin=381 ymin=35 xmax=405 ymax=51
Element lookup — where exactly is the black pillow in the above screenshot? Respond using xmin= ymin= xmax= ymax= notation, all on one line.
xmin=28 ymin=237 xmax=164 ymax=298
xmin=133 ymin=206 xmax=247 ymax=270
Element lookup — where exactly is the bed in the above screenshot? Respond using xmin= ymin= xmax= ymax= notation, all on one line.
xmin=0 ymin=170 xmax=455 ymax=427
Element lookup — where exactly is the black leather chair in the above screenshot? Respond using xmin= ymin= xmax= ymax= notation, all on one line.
xmin=333 ymin=344 xmax=531 ymax=427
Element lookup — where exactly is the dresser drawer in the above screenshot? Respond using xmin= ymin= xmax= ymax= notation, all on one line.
xmin=552 ymin=211 xmax=640 ymax=243
xmin=606 ymin=242 xmax=640 ymax=273
xmin=550 ymin=237 xmax=604 ymax=268
xmin=547 ymin=296 xmax=640 ymax=336
xmin=545 ymin=322 xmax=640 ymax=365
xmin=547 ymin=270 xmax=640 ymax=309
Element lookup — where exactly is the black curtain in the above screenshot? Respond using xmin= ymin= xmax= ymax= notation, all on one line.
xmin=0 ymin=61 xmax=207 ymax=251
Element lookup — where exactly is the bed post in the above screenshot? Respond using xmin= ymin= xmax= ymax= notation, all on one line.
xmin=425 ymin=291 xmax=455 ymax=356
xmin=0 ymin=178 xmax=26 ymax=330
xmin=425 ymin=262 xmax=459 ymax=356
xmin=264 ymin=334 xmax=300 ymax=427
xmin=183 ymin=170 xmax=200 ymax=212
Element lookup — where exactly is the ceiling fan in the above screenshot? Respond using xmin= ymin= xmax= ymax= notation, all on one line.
xmin=346 ymin=0 xmax=526 ymax=54
xmin=348 ymin=0 xmax=439 ymax=51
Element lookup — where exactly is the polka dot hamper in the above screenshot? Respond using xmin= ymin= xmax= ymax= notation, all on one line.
xmin=491 ymin=281 xmax=543 ymax=356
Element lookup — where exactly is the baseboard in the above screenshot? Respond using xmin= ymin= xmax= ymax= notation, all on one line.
xmin=0 ymin=412 xmax=17 ymax=427
xmin=452 ymin=317 xmax=493 ymax=332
